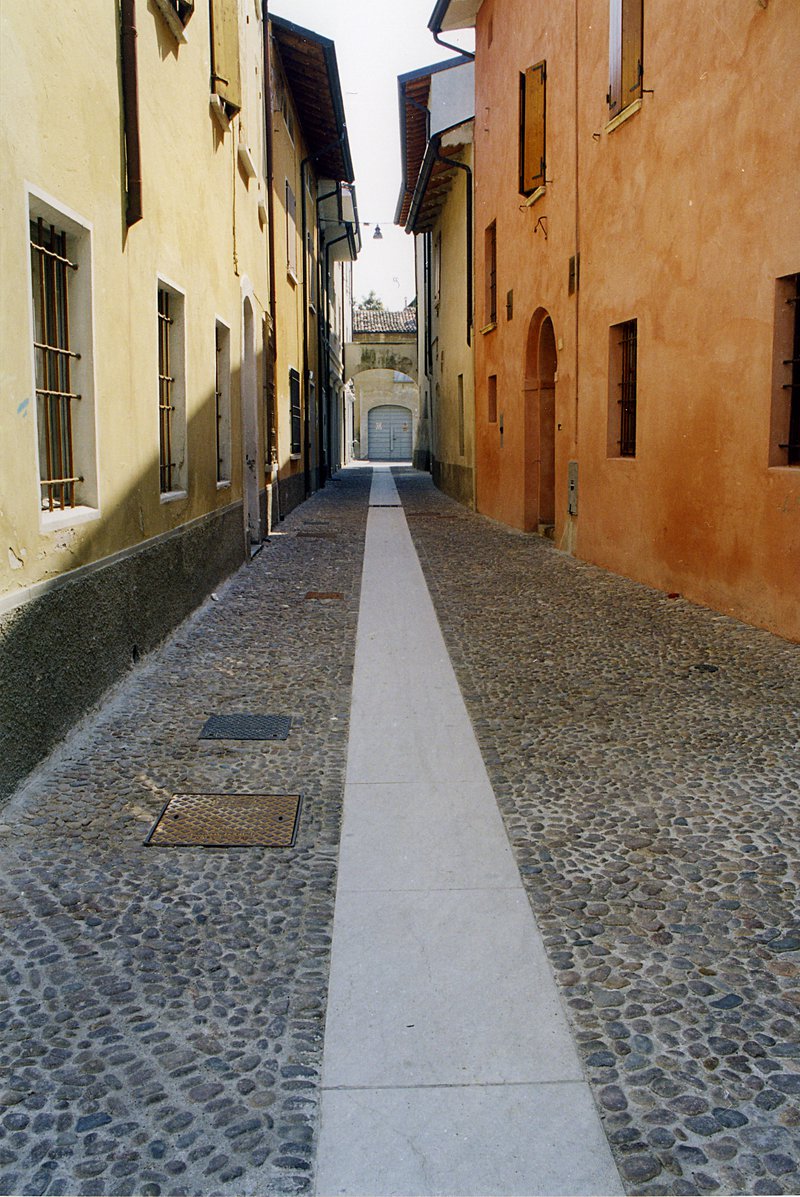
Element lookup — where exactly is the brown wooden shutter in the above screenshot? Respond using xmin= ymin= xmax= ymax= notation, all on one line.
xmin=621 ymin=0 xmax=643 ymax=105
xmin=520 ymin=61 xmax=546 ymax=195
xmin=608 ymin=0 xmax=623 ymax=116
xmin=209 ymin=0 xmax=241 ymax=113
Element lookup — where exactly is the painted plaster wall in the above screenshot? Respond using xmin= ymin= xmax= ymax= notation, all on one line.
xmin=0 ymin=0 xmax=270 ymax=601
xmin=473 ymin=0 xmax=800 ymax=640
xmin=269 ymin=45 xmax=319 ymax=509
xmin=430 ymin=137 xmax=475 ymax=508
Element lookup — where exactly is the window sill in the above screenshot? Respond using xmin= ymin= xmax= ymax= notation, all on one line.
xmin=237 ymin=140 xmax=257 ymax=182
xmin=607 ymin=453 xmax=637 ymax=461
xmin=289 ymin=452 xmax=302 ymax=461
xmin=216 ymin=479 xmax=231 ymax=490
xmin=210 ymin=94 xmax=232 ymax=132
xmin=287 ymin=269 xmax=299 ymax=287
xmin=522 ymin=185 xmax=546 ymax=208
xmin=605 ymin=98 xmax=643 ymax=134
xmin=40 ymin=505 xmax=101 ymax=534
xmin=480 ymin=321 xmax=497 ymax=335
xmin=160 ymin=488 xmax=188 ymax=504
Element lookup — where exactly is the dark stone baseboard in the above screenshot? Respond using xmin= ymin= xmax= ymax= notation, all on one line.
xmin=432 ymin=458 xmax=475 ymax=510
xmin=0 ymin=502 xmax=245 ymax=803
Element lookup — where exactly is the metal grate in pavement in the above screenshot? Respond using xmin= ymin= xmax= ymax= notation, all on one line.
xmin=405 ymin=512 xmax=458 ymax=520
xmin=145 ymin=793 xmax=302 ymax=847
xmin=305 ymin=591 xmax=344 ymax=601
xmin=200 ymin=714 xmax=292 ymax=740
xmin=297 ymin=531 xmax=338 ymax=539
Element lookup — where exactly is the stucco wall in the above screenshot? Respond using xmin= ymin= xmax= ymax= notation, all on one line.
xmin=473 ymin=0 xmax=800 ymax=640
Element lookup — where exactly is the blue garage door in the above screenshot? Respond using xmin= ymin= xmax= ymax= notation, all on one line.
xmin=368 ymin=405 xmax=413 ymax=461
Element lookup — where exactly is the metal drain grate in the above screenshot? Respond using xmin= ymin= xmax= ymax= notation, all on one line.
xmin=405 ymin=512 xmax=458 ymax=520
xmin=200 ymin=714 xmax=292 ymax=740
xmin=370 ymin=504 xmax=402 ymax=508
xmin=297 ymin=531 xmax=337 ymax=540
xmin=305 ymin=591 xmax=344 ymax=601
xmin=145 ymin=793 xmax=302 ymax=847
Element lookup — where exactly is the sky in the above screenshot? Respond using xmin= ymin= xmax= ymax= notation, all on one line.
xmin=269 ymin=0 xmax=473 ymax=312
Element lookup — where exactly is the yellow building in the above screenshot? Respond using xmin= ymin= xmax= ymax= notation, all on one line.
xmin=396 ymin=57 xmax=476 ymax=507
xmin=0 ymin=1 xmax=357 ymax=799
xmin=267 ymin=15 xmax=359 ymax=514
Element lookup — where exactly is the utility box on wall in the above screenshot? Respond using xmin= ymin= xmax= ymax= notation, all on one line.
xmin=568 ymin=461 xmax=578 ymax=516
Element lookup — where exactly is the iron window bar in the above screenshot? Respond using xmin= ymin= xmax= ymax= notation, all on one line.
xmin=617 ymin=320 xmax=638 ymax=457
xmin=786 ymin=276 xmax=800 ymax=464
xmin=215 ymin=326 xmax=224 ymax=481
xmin=31 ymin=217 xmax=81 ymax=512
xmin=158 ymin=289 xmax=175 ymax=491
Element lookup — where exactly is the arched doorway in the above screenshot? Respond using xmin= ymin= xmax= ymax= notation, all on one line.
xmin=523 ymin=310 xmax=557 ymax=534
xmin=367 ymin=404 xmax=413 ymax=460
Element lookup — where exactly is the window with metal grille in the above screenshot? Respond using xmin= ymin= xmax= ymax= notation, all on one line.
xmin=485 ymin=221 xmax=497 ymax=325
xmin=30 ymin=218 xmax=82 ymax=512
xmin=772 ymin=273 xmax=800 ymax=467
xmin=215 ymin=320 xmax=232 ymax=484
xmin=519 ymin=61 xmax=546 ymax=196
xmin=609 ymin=319 xmax=638 ymax=457
xmin=608 ymin=0 xmax=643 ymax=119
xmin=457 ymin=374 xmax=465 ymax=457
xmin=290 ymin=367 xmax=301 ymax=455
xmin=157 ymin=282 xmax=186 ymax=495
xmin=488 ymin=374 xmax=498 ymax=423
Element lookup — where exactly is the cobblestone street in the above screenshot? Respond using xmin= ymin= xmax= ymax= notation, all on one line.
xmin=1 ymin=466 xmax=798 ymax=1197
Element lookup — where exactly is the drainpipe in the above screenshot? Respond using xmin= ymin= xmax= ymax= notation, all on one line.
xmin=262 ymin=0 xmax=280 ymax=521
xmin=120 ymin=0 xmax=143 ymax=226
xmin=434 ymin=144 xmax=472 ymax=347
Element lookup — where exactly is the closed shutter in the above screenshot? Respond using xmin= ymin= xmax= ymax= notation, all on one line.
xmin=609 ymin=0 xmax=642 ymax=117
xmin=621 ymin=0 xmax=643 ymax=106
xmin=519 ymin=61 xmax=546 ymax=195
xmin=210 ymin=0 xmax=241 ymax=113
xmin=286 ymin=182 xmax=297 ymax=278
xmin=290 ymin=368 xmax=301 ymax=455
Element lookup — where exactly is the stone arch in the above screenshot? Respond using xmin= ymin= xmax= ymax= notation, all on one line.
xmin=352 ymin=367 xmax=420 ymax=460
xmin=523 ymin=308 xmax=558 ymax=533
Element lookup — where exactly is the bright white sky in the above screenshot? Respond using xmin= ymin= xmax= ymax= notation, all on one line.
xmin=269 ymin=0 xmax=473 ymax=311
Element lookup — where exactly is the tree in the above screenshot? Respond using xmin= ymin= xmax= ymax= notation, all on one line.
xmin=357 ymin=291 xmax=385 ymax=311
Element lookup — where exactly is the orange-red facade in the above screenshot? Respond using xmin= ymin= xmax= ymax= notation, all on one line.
xmin=470 ymin=0 xmax=800 ymax=640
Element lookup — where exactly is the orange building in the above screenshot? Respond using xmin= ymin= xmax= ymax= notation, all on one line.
xmin=430 ymin=0 xmax=800 ymax=640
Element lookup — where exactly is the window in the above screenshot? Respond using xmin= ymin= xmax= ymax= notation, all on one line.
xmin=609 ymin=319 xmax=638 ymax=457
xmin=484 ymin=222 xmax=497 ymax=326
xmin=29 ymin=200 xmax=97 ymax=521
xmin=519 ymin=61 xmax=546 ymax=196
xmin=434 ymin=231 xmax=442 ymax=308
xmin=215 ymin=321 xmax=231 ymax=484
xmin=209 ymin=0 xmax=241 ymax=115
xmin=488 ymin=374 xmax=498 ymax=423
xmin=289 ymin=367 xmax=301 ymax=455
xmin=153 ymin=0 xmax=194 ymax=40
xmin=608 ymin=0 xmax=643 ymax=120
xmin=157 ymin=281 xmax=187 ymax=495
xmin=457 ymin=374 xmax=465 ymax=458
xmin=307 ymin=229 xmax=317 ymax=310
xmin=771 ymin=273 xmax=800 ymax=466
xmin=272 ymin=68 xmax=295 ymax=144
xmin=286 ymin=181 xmax=297 ymax=280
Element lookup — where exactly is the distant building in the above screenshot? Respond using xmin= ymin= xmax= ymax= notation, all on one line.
xmin=346 ymin=309 xmax=420 ymax=462
xmin=429 ymin=0 xmax=800 ymax=640
xmin=397 ymin=55 xmax=476 ymax=508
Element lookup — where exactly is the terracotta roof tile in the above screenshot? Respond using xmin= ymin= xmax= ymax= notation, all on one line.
xmin=353 ymin=308 xmax=417 ymax=334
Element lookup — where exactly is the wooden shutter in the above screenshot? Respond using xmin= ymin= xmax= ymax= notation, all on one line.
xmin=519 ymin=61 xmax=546 ymax=195
xmin=209 ymin=0 xmax=241 ymax=113
xmin=621 ymin=0 xmax=643 ymax=105
xmin=608 ymin=0 xmax=623 ymax=116
xmin=285 ymin=182 xmax=297 ymax=277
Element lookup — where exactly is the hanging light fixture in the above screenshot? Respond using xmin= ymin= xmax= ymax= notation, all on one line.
xmin=373 ymin=224 xmax=383 ymax=240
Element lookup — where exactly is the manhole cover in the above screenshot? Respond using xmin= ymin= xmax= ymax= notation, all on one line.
xmin=305 ymin=591 xmax=343 ymax=601
xmin=200 ymin=714 xmax=292 ymax=740
xmin=145 ymin=793 xmax=302 ymax=847
xmin=297 ymin=531 xmax=337 ymax=539
xmin=370 ymin=504 xmax=402 ymax=508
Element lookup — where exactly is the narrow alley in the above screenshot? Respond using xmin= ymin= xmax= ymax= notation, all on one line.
xmin=1 ymin=467 xmax=797 ymax=1197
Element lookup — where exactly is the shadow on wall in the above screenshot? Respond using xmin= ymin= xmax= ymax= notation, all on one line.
xmin=0 ymin=352 xmax=262 ymax=803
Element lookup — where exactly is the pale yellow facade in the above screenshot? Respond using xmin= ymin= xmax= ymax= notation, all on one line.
xmin=0 ymin=0 xmax=271 ymax=601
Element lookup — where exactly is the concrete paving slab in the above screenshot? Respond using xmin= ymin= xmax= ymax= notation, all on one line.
xmin=316 ymin=1082 xmax=622 ymax=1197
xmin=337 ymin=780 xmax=519 ymax=892
xmin=321 ymin=886 xmax=583 ymax=1090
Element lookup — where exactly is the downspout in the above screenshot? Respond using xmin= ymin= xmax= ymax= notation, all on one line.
xmin=433 ymin=144 xmax=472 ymax=347
xmin=301 ymin=135 xmax=345 ymax=497
xmin=120 ymin=0 xmax=143 ymax=226
xmin=432 ymin=29 xmax=474 ymax=59
xmin=263 ymin=2 xmax=280 ymax=521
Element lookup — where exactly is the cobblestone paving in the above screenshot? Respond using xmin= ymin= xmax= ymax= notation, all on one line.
xmin=0 ymin=470 xmax=371 ymax=1197
xmin=395 ymin=469 xmax=800 ymax=1197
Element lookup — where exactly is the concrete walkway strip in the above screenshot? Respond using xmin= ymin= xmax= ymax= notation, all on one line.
xmin=316 ymin=465 xmax=623 ymax=1197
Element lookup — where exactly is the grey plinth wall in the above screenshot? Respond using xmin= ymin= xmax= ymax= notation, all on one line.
xmin=0 ymin=502 xmax=246 ymax=804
